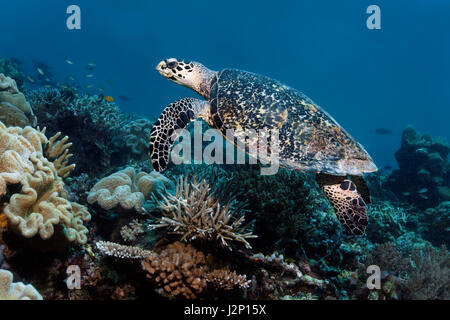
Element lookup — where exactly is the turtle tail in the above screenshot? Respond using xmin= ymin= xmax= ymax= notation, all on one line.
xmin=149 ymin=98 xmax=208 ymax=172
xmin=316 ymin=173 xmax=369 ymax=235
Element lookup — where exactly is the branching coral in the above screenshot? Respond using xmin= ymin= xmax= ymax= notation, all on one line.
xmin=87 ymin=167 xmax=172 ymax=213
xmin=141 ymin=241 xmax=207 ymax=299
xmin=96 ymin=240 xmax=250 ymax=299
xmin=0 ymin=121 xmax=90 ymax=244
xmin=0 ymin=269 xmax=43 ymax=300
xmin=149 ymin=176 xmax=257 ymax=250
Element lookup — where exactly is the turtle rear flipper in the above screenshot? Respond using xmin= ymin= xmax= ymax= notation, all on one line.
xmin=316 ymin=173 xmax=368 ymax=235
xmin=149 ymin=98 xmax=209 ymax=172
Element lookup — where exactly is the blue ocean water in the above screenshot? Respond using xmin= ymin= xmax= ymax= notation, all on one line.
xmin=1 ymin=0 xmax=449 ymax=168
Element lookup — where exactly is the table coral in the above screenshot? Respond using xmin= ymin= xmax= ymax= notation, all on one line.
xmin=87 ymin=167 xmax=172 ymax=213
xmin=0 ymin=269 xmax=43 ymax=300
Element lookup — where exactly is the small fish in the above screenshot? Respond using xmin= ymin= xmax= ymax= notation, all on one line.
xmin=419 ymin=194 xmax=429 ymax=200
xmin=98 ymin=87 xmax=104 ymax=92
xmin=86 ymin=84 xmax=94 ymax=89
xmin=45 ymin=78 xmax=51 ymax=82
xmin=27 ymin=76 xmax=35 ymax=83
xmin=87 ymin=62 xmax=96 ymax=67
xmin=86 ymin=74 xmax=94 ymax=78
xmin=402 ymin=192 xmax=410 ymax=196
xmin=417 ymin=188 xmax=428 ymax=194
xmin=104 ymin=96 xmax=114 ymax=102
xmin=37 ymin=67 xmax=45 ymax=75
xmin=87 ymin=66 xmax=95 ymax=71
xmin=43 ymin=84 xmax=52 ymax=88
xmin=65 ymin=59 xmax=73 ymax=65
xmin=375 ymin=128 xmax=392 ymax=135
xmin=66 ymin=75 xmax=76 ymax=81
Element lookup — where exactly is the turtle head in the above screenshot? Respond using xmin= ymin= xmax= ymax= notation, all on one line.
xmin=156 ymin=58 xmax=216 ymax=99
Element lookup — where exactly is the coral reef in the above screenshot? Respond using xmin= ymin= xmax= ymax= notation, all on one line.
xmin=0 ymin=269 xmax=42 ymax=300
xmin=87 ymin=167 xmax=172 ymax=214
xmin=0 ymin=59 xmax=25 ymax=92
xmin=362 ymin=241 xmax=449 ymax=300
xmin=0 ymin=74 xmax=36 ymax=127
xmin=28 ymin=88 xmax=154 ymax=176
xmin=121 ymin=118 xmax=154 ymax=160
xmin=96 ymin=240 xmax=250 ymax=299
xmin=386 ymin=127 xmax=450 ymax=208
xmin=149 ymin=175 xmax=257 ymax=250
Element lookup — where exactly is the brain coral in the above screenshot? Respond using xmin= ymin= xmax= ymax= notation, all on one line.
xmin=0 ymin=121 xmax=90 ymax=244
xmin=87 ymin=167 xmax=172 ymax=213
xmin=0 ymin=269 xmax=43 ymax=300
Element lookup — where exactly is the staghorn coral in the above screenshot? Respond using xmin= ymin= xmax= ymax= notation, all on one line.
xmin=0 ymin=73 xmax=35 ymax=127
xmin=141 ymin=241 xmax=207 ymax=299
xmin=0 ymin=269 xmax=43 ymax=300
xmin=149 ymin=175 xmax=257 ymax=250
xmin=0 ymin=122 xmax=90 ymax=244
xmin=87 ymin=167 xmax=172 ymax=214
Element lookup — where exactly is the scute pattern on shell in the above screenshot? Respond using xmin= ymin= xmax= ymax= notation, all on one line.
xmin=210 ymin=69 xmax=376 ymax=175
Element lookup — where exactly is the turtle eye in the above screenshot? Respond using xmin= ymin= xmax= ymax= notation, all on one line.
xmin=166 ymin=61 xmax=178 ymax=69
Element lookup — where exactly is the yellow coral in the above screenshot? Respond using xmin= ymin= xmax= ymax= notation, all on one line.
xmin=0 ymin=121 xmax=90 ymax=244
xmin=0 ymin=269 xmax=43 ymax=300
xmin=87 ymin=167 xmax=172 ymax=213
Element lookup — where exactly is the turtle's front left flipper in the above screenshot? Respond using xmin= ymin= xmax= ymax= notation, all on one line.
xmin=149 ymin=98 xmax=209 ymax=172
xmin=316 ymin=173 xmax=368 ymax=235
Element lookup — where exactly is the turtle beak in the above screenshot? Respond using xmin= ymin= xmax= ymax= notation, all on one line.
xmin=156 ymin=60 xmax=170 ymax=77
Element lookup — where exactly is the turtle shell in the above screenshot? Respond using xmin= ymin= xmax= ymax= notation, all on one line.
xmin=208 ymin=69 xmax=377 ymax=176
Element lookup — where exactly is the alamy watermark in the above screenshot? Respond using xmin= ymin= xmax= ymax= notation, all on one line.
xmin=169 ymin=121 xmax=280 ymax=176
xmin=366 ymin=5 xmax=381 ymax=30
xmin=66 ymin=5 xmax=81 ymax=30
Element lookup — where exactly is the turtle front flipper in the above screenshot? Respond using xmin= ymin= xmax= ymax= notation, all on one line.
xmin=316 ymin=173 xmax=368 ymax=235
xmin=149 ymin=98 xmax=209 ymax=172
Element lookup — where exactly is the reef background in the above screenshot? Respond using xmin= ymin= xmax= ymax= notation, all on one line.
xmin=0 ymin=0 xmax=449 ymax=301
xmin=1 ymin=0 xmax=449 ymax=168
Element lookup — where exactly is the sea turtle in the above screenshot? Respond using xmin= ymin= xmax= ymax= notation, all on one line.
xmin=149 ymin=58 xmax=378 ymax=235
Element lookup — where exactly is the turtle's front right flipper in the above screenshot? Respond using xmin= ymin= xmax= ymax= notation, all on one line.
xmin=149 ymin=98 xmax=209 ymax=172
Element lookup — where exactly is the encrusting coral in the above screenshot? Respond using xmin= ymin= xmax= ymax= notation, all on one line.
xmin=0 ymin=121 xmax=90 ymax=244
xmin=0 ymin=269 xmax=43 ymax=300
xmin=149 ymin=175 xmax=257 ymax=250
xmin=87 ymin=167 xmax=173 ymax=214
